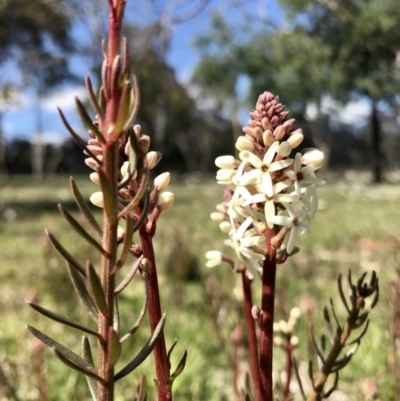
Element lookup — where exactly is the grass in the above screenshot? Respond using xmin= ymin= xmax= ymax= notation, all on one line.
xmin=0 ymin=172 xmax=399 ymax=400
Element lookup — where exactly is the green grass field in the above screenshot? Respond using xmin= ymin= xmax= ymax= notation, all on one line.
xmin=0 ymin=173 xmax=399 ymax=401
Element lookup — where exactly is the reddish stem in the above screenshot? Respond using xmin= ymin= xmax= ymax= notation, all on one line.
xmin=139 ymin=225 xmax=171 ymax=401
xmin=259 ymin=227 xmax=277 ymax=401
xmin=241 ymin=273 xmax=262 ymax=401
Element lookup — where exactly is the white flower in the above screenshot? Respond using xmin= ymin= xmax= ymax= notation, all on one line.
xmin=266 ymin=203 xmax=310 ymax=253
xmin=286 ymin=153 xmax=325 ymax=197
xmin=224 ymin=217 xmax=265 ymax=277
xmin=241 ymin=183 xmax=298 ymax=229
xmin=205 ymin=251 xmax=223 ymax=267
xmin=239 ymin=142 xmax=293 ymax=197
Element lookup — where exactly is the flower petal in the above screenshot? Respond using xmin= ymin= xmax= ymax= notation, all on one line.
xmin=239 ymin=151 xmax=262 ymax=168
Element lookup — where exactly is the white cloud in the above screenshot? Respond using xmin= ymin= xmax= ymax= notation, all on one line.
xmin=306 ymin=96 xmax=370 ymax=125
xmin=41 ymin=86 xmax=87 ymax=111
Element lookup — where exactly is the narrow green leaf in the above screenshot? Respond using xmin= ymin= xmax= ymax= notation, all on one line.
xmin=86 ymin=262 xmax=108 ymax=316
xmin=132 ymin=190 xmax=150 ymax=233
xmin=117 ymin=171 xmax=149 ymax=219
xmin=108 ymin=327 xmax=122 ymax=367
xmin=53 ymin=348 xmax=102 ymax=382
xmin=114 ymin=213 xmax=134 ymax=272
xmin=46 ymin=230 xmax=86 ymax=276
xmin=97 ymin=169 xmax=116 ymax=221
xmin=123 ymin=76 xmax=140 ymax=131
xmin=120 ymin=271 xmax=148 ymax=343
xmin=75 ymin=97 xmax=105 ymax=143
xmin=85 ymin=75 xmax=104 ymax=121
xmin=168 ymin=350 xmax=187 ymax=388
xmin=82 ymin=336 xmax=98 ymax=401
xmin=135 ymin=375 xmax=147 ymax=401
xmin=70 ymin=177 xmax=102 ymax=237
xmin=98 ymin=86 xmax=106 ymax=116
xmin=114 ymin=256 xmax=142 ymax=295
xmin=27 ymin=326 xmax=101 ymax=382
xmin=113 ymin=296 xmax=120 ymax=333
xmin=58 ymin=204 xmax=105 ymax=254
xmin=114 ymin=313 xmax=166 ymax=381
xmin=128 ymin=123 xmax=139 ymax=173
xmin=114 ymin=80 xmax=131 ymax=137
xmin=67 ymin=262 xmax=98 ymax=322
xmin=58 ymin=107 xmax=102 ymax=164
xmin=28 ymin=302 xmax=99 ymax=337
xmin=167 ymin=338 xmax=178 ymax=369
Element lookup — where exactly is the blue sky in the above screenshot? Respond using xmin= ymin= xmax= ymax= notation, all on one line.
xmin=1 ymin=0 xmax=285 ymax=144
xmin=1 ymin=0 xmax=370 ymax=144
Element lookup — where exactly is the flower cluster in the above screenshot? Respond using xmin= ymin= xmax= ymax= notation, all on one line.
xmin=273 ymin=306 xmax=301 ymax=348
xmin=208 ymin=92 xmax=324 ymax=277
xmin=84 ymin=124 xmax=174 ymax=236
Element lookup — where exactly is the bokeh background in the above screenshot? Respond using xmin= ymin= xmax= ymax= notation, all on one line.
xmin=0 ymin=0 xmax=399 ymax=400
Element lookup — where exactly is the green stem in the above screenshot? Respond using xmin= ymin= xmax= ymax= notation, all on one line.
xmin=98 ymin=143 xmax=119 ymax=401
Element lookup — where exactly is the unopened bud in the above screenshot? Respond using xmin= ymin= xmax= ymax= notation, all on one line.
xmin=274 ymin=337 xmax=283 ymax=346
xmin=263 ymin=130 xmax=274 ymax=146
xmin=85 ymin=156 xmax=102 ymax=170
xmin=290 ymin=336 xmax=299 ymax=347
xmin=273 ymin=125 xmax=286 ymax=140
xmin=277 ymin=141 xmax=291 ymax=157
xmin=278 ymin=320 xmax=289 ymax=334
xmin=287 ymin=130 xmax=304 ymax=149
xmin=157 ymin=191 xmax=174 ymax=210
xmin=120 ymin=161 xmax=129 ymax=177
xmin=301 ymin=149 xmax=324 ymax=169
xmin=205 ymin=250 xmax=222 ymax=267
xmin=117 ymin=225 xmax=125 ymax=240
xmin=215 ymin=155 xmax=238 ymax=169
xmin=138 ymin=135 xmax=150 ymax=154
xmin=273 ymin=322 xmax=280 ymax=332
xmin=261 ymin=117 xmax=273 ymax=131
xmin=290 ymin=306 xmax=301 ymax=319
xmin=235 ymin=136 xmax=254 ymax=152
xmin=251 ymin=306 xmax=261 ymax=321
xmin=216 ymin=169 xmax=235 ymax=184
xmin=219 ymin=221 xmax=231 ymax=233
xmin=210 ymin=212 xmax=225 ymax=222
xmin=216 ymin=203 xmax=228 ymax=214
xmin=140 ymin=257 xmax=151 ymax=272
xmin=154 ymin=172 xmax=170 ymax=191
xmin=90 ymin=172 xmax=100 ymax=185
xmin=90 ymin=191 xmax=104 ymax=208
xmin=143 ymin=151 xmax=161 ymax=170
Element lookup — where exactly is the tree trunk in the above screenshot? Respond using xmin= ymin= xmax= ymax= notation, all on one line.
xmin=371 ymin=100 xmax=383 ymax=183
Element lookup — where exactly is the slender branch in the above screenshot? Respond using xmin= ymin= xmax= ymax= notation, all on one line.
xmin=259 ymin=227 xmax=277 ymax=401
xmin=241 ymin=273 xmax=262 ymax=401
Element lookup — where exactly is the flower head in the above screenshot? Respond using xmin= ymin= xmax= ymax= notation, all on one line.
xmin=207 ymin=91 xmax=325 ymax=277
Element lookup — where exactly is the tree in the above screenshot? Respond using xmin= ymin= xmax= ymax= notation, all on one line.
xmin=0 ymin=0 xmax=75 ymax=179
xmin=279 ymin=0 xmax=400 ymax=182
